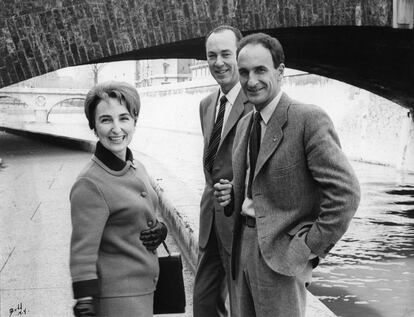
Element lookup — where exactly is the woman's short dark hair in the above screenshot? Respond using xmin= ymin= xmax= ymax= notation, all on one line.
xmin=237 ymin=33 xmax=285 ymax=68
xmin=84 ymin=81 xmax=140 ymax=130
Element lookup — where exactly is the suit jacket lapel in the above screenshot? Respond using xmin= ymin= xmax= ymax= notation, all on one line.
xmin=254 ymin=93 xmax=290 ymax=179
xmin=219 ymin=91 xmax=248 ymax=148
xmin=204 ymin=89 xmax=220 ymax=147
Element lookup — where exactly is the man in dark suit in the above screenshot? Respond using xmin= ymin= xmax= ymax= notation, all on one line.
xmin=214 ymin=33 xmax=361 ymax=317
xmin=193 ymin=25 xmax=252 ymax=317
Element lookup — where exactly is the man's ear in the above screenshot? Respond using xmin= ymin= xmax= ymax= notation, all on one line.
xmin=278 ymin=63 xmax=285 ymax=79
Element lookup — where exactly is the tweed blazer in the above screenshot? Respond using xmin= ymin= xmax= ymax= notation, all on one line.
xmin=199 ymin=88 xmax=252 ymax=253
xmin=228 ymin=93 xmax=360 ymax=278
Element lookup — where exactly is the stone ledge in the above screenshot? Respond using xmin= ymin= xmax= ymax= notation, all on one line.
xmin=150 ymin=178 xmax=198 ymax=273
xmin=0 ymin=126 xmax=95 ymax=153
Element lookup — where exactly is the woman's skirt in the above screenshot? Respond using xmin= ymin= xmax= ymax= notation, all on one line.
xmin=96 ymin=292 xmax=154 ymax=317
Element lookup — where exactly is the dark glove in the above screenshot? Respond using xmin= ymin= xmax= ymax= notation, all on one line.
xmin=73 ymin=298 xmax=96 ymax=317
xmin=140 ymin=221 xmax=168 ymax=251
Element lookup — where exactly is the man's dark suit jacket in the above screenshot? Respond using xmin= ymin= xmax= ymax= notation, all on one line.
xmin=227 ymin=93 xmax=360 ymax=279
xmin=199 ymin=89 xmax=252 ymax=253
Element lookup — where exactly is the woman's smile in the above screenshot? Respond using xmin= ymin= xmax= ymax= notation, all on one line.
xmin=94 ymin=97 xmax=136 ymax=160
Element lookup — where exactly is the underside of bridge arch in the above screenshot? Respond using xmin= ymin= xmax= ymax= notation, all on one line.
xmin=1 ymin=0 xmax=412 ymax=108
xmin=98 ymin=26 xmax=414 ymax=109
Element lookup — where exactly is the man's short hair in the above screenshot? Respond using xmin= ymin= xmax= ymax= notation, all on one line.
xmin=237 ymin=33 xmax=285 ymax=68
xmin=205 ymin=25 xmax=243 ymax=44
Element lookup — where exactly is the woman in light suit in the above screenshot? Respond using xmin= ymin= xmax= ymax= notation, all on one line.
xmin=69 ymin=81 xmax=167 ymax=317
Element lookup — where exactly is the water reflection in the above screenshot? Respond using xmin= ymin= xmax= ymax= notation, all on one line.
xmin=309 ymin=161 xmax=414 ymax=317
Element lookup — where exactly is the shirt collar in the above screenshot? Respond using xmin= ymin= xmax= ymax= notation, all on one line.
xmin=219 ymin=82 xmax=241 ymax=106
xmin=94 ymin=141 xmax=134 ymax=171
xmin=256 ymin=90 xmax=283 ymax=125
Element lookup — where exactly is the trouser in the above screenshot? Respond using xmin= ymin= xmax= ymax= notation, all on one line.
xmin=193 ymin=223 xmax=239 ymax=317
xmin=236 ymin=224 xmax=312 ymax=317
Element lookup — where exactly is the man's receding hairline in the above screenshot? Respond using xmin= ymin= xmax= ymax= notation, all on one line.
xmin=238 ymin=42 xmax=269 ymax=57
xmin=206 ymin=28 xmax=238 ymax=44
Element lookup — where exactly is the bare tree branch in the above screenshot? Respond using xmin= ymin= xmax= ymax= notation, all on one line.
xmin=90 ymin=63 xmax=107 ymax=85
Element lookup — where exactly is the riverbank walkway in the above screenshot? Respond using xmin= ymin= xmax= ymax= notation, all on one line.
xmin=0 ymin=122 xmax=335 ymax=317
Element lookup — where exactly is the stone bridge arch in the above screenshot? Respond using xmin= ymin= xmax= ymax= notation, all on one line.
xmin=0 ymin=0 xmax=413 ymax=108
xmin=0 ymin=87 xmax=88 ymax=111
xmin=0 ymin=92 xmax=37 ymax=109
xmin=0 ymin=94 xmax=30 ymax=108
xmin=46 ymin=97 xmax=85 ymax=123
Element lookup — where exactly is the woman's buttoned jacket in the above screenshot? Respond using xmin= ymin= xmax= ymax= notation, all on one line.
xmin=70 ymin=143 xmax=159 ymax=298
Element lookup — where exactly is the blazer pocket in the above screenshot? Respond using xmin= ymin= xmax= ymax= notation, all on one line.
xmin=270 ymin=160 xmax=302 ymax=178
xmin=287 ymin=221 xmax=314 ymax=237
xmin=288 ymin=222 xmax=320 ymax=269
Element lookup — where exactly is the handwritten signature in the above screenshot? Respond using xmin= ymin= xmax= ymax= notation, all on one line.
xmin=9 ymin=302 xmax=28 ymax=316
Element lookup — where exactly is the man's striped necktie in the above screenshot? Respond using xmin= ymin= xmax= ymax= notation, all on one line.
xmin=204 ymin=95 xmax=227 ymax=173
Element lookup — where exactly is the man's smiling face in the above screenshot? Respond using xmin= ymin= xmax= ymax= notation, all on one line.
xmin=238 ymin=43 xmax=284 ymax=111
xmin=206 ymin=29 xmax=239 ymax=94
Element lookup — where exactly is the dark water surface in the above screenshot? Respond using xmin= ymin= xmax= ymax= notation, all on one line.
xmin=309 ymin=161 xmax=414 ymax=317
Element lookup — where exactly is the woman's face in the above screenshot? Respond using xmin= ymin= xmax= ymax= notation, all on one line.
xmin=94 ymin=97 xmax=136 ymax=160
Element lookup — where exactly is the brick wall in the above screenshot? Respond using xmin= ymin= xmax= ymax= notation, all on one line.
xmin=0 ymin=0 xmax=393 ymax=88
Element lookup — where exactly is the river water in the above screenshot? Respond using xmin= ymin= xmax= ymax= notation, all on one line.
xmin=309 ymin=162 xmax=414 ymax=317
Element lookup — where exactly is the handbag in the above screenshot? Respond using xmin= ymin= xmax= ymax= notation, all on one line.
xmin=153 ymin=241 xmax=186 ymax=314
